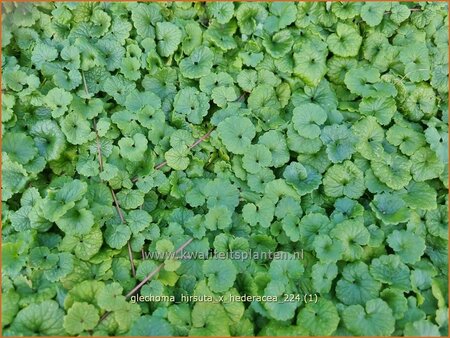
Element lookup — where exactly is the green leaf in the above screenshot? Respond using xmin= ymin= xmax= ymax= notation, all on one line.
xmin=371 ymin=155 xmax=412 ymax=190
xmin=262 ymin=30 xmax=293 ymax=58
xmin=266 ymin=2 xmax=297 ymax=31
xmin=117 ymin=189 xmax=145 ymax=209
xmin=31 ymin=43 xmax=58 ymax=69
xmin=352 ymin=116 xmax=385 ymax=160
xmin=60 ymin=227 xmax=103 ymax=261
xmin=360 ymin=3 xmax=391 ymax=27
xmin=136 ymin=260 xmax=158 ymax=281
xmin=299 ymin=213 xmax=332 ymax=249
xmin=105 ymin=223 xmax=132 ymax=249
xmin=2 ymin=290 xmax=20 ymax=327
xmin=207 ymin=2 xmax=234 ymax=24
xmin=3 ymin=132 xmax=37 ymax=165
xmin=236 ymin=3 xmax=267 ymax=35
xmin=327 ymin=23 xmax=362 ymax=57
xmin=320 ymin=124 xmax=357 ymax=163
xmin=2 ymin=153 xmax=29 ymax=202
xmin=404 ymin=319 xmax=441 ymax=337
xmin=359 ymin=96 xmax=396 ymax=125
xmin=156 ymin=22 xmax=181 ymax=57
xmin=55 ymin=207 xmax=95 ymax=235
xmin=292 ymin=103 xmax=328 ymax=139
xmin=173 ymin=87 xmax=210 ymax=124
xmin=130 ymin=316 xmax=174 ymax=336
xmin=190 ymin=302 xmax=230 ymax=336
xmin=293 ymin=41 xmax=328 ymax=86
xmin=399 ymin=43 xmax=430 ymax=82
xmin=247 ymin=168 xmax=275 ymax=193
xmin=44 ymin=252 xmax=74 ymax=282
xmin=343 ymin=299 xmax=395 ymax=335
xmin=44 ymin=88 xmax=73 ymax=118
xmin=118 ymin=133 xmax=148 ymax=162
xmin=205 ymin=206 xmax=232 ymax=230
xmin=204 ymin=21 xmax=237 ymax=51
xmin=11 ymin=300 xmax=66 ymax=336
xmin=121 ymin=57 xmax=141 ymax=81
xmin=211 ymin=86 xmax=237 ymax=108
xmin=370 ymin=192 xmax=410 ymax=224
xmin=387 ymin=230 xmax=426 ymax=264
xmin=217 ymin=116 xmax=256 ymax=154
xmin=380 ymin=288 xmax=408 ymax=320
xmin=330 ymin=219 xmax=370 ymax=261
xmin=313 ymin=234 xmax=344 ymax=263
xmin=323 ymin=161 xmax=365 ymax=199
xmin=61 ymin=113 xmax=92 ymax=145
xmin=370 ymin=255 xmax=411 ymax=291
xmin=165 ymin=145 xmax=190 ymax=170
xmin=390 ymin=4 xmax=411 ymax=24
xmin=312 ymin=262 xmax=338 ymax=294
xmin=264 ymin=301 xmax=299 ymax=322
xmin=2 ymin=242 xmax=27 ymax=277
xmin=30 ymin=120 xmax=66 ymax=161
xmin=402 ymin=84 xmax=437 ymax=121
xmin=71 ymin=97 xmax=104 ymax=119
xmin=386 ymin=124 xmax=426 ymax=156
xmin=127 ymin=210 xmax=152 ymax=235
xmin=297 ymin=299 xmax=340 ymax=336
xmin=332 ymin=2 xmax=362 ymax=19
xmin=242 ymin=198 xmax=275 ymax=228
xmin=131 ymin=3 xmax=161 ymax=38
xmin=203 ymin=259 xmax=237 ymax=293
xmin=204 ymin=178 xmax=240 ymax=210
xmin=179 ymin=46 xmax=214 ymax=79
xmin=258 ymin=130 xmax=290 ymax=168
xmin=345 ymin=67 xmax=380 ymax=97
xmin=336 ymin=262 xmax=381 ymax=305
xmin=97 ymin=282 xmax=126 ymax=311
xmin=64 ymin=302 xmax=99 ymax=335
xmin=242 ymin=144 xmax=272 ymax=174
xmin=400 ymin=181 xmax=437 ymax=210
xmin=283 ymin=162 xmax=321 ymax=196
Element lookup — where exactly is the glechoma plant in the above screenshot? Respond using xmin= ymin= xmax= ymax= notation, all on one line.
xmin=1 ymin=2 xmax=448 ymax=336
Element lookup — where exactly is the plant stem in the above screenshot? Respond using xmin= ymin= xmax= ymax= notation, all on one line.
xmin=131 ymin=127 xmax=215 ymax=182
xmin=385 ymin=7 xmax=423 ymax=14
xmin=109 ymin=188 xmax=136 ymax=277
xmin=97 ymin=237 xmax=193 ymax=325
xmin=85 ymin=71 xmax=136 ymax=278
xmin=189 ymin=128 xmax=214 ymax=149
xmin=133 ymin=91 xmax=245 ymax=179
xmin=126 ymin=238 xmax=193 ymax=298
xmin=81 ymin=70 xmax=90 ymax=97
xmin=93 ymin=119 xmax=104 ymax=171
xmin=154 ymin=160 xmax=168 ymax=171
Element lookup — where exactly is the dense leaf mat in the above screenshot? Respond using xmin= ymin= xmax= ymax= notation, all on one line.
xmin=2 ymin=2 xmax=449 ymax=336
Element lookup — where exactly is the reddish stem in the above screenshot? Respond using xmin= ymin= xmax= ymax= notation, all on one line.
xmin=154 ymin=160 xmax=168 ymax=171
xmin=93 ymin=119 xmax=104 ymax=171
xmin=189 ymin=128 xmax=214 ymax=149
xmin=92 ymin=112 xmax=136 ymax=278
xmin=109 ymin=186 xmax=136 ymax=278
xmin=131 ymin=127 xmax=215 ymax=182
xmin=97 ymin=238 xmax=193 ymax=326
xmin=125 ymin=238 xmax=193 ymax=298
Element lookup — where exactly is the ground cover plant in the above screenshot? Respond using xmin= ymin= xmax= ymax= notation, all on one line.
xmin=1 ymin=1 xmax=449 ymax=336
